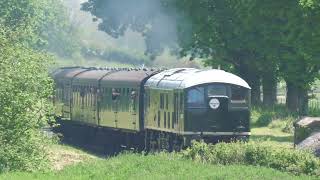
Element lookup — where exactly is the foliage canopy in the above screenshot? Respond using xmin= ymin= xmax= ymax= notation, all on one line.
xmin=0 ymin=28 xmax=54 ymax=172
xmin=0 ymin=0 xmax=57 ymax=172
xmin=82 ymin=0 xmax=320 ymax=113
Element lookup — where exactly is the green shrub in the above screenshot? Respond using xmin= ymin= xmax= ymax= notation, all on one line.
xmin=182 ymin=141 xmax=320 ymax=176
xmin=268 ymin=117 xmax=295 ymax=133
xmin=255 ymin=112 xmax=273 ymax=126
xmin=251 ymin=105 xmax=297 ymax=130
xmin=308 ymin=105 xmax=320 ymax=117
xmin=0 ymin=31 xmax=54 ymax=172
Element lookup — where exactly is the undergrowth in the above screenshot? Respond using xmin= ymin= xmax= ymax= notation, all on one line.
xmin=182 ymin=141 xmax=320 ymax=176
xmin=1 ymin=153 xmax=316 ymax=180
xmin=251 ymin=105 xmax=297 ymax=133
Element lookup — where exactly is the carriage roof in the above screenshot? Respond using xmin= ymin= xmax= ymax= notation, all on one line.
xmin=52 ymin=67 xmax=157 ymax=87
xmin=144 ymin=68 xmax=251 ymax=89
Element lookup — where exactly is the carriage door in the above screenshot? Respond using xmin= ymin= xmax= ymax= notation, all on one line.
xmin=112 ymin=88 xmax=120 ymax=128
xmin=130 ymin=89 xmax=138 ymax=130
xmin=62 ymin=82 xmax=72 ymax=119
xmin=173 ymin=92 xmax=179 ymax=130
xmin=90 ymin=86 xmax=98 ymax=125
xmin=207 ymin=84 xmax=229 ymax=131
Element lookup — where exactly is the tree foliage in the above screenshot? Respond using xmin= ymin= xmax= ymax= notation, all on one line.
xmin=300 ymin=0 xmax=320 ymax=8
xmin=0 ymin=0 xmax=80 ymax=57
xmin=0 ymin=0 xmax=58 ymax=172
xmin=82 ymin=0 xmax=320 ymax=114
xmin=0 ymin=27 xmax=54 ymax=172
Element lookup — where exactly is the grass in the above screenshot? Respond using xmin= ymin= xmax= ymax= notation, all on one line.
xmin=250 ymin=127 xmax=293 ymax=146
xmin=250 ymin=105 xmax=298 ymax=133
xmin=47 ymin=144 xmax=98 ymax=171
xmin=1 ymin=153 xmax=317 ymax=180
xmin=249 ymin=105 xmax=295 ymax=147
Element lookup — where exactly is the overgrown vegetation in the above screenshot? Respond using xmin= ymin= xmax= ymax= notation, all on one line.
xmin=0 ymin=0 xmax=58 ymax=173
xmin=0 ymin=153 xmax=317 ymax=179
xmin=183 ymin=141 xmax=320 ymax=176
xmin=251 ymin=105 xmax=297 ymax=133
xmin=0 ymin=30 xmax=54 ymax=172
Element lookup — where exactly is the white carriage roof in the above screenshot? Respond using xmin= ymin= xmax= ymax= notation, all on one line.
xmin=145 ymin=68 xmax=251 ymax=89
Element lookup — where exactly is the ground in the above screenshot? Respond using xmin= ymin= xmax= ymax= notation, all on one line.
xmin=48 ymin=145 xmax=97 ymax=171
xmin=251 ymin=127 xmax=293 ymax=146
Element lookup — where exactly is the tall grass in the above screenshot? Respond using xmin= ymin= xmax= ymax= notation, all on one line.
xmin=309 ymin=99 xmax=320 ymax=116
xmin=182 ymin=141 xmax=320 ymax=176
xmin=1 ymin=153 xmax=317 ymax=180
xmin=251 ymin=105 xmax=297 ymax=133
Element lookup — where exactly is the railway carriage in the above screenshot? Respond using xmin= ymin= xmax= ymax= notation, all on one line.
xmin=52 ymin=67 xmax=90 ymax=119
xmin=144 ymin=68 xmax=251 ymax=150
xmin=52 ymin=67 xmax=251 ymax=152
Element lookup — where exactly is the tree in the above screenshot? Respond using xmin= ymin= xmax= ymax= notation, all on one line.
xmin=0 ymin=27 xmax=54 ymax=172
xmin=170 ymin=0 xmax=268 ymax=105
xmin=300 ymin=0 xmax=320 ymax=7
xmin=0 ymin=0 xmax=65 ymax=172
xmin=0 ymin=0 xmax=81 ymax=57
xmin=252 ymin=0 xmax=320 ymax=114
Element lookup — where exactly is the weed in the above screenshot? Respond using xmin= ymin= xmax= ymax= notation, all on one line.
xmin=183 ymin=141 xmax=320 ymax=176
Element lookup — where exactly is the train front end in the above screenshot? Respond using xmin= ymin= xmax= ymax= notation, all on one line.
xmin=182 ymin=70 xmax=251 ymax=144
xmin=144 ymin=68 xmax=251 ymax=149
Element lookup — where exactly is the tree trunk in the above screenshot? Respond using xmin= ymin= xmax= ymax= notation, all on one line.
xmin=286 ymin=82 xmax=298 ymax=112
xmin=237 ymin=61 xmax=261 ymax=106
xmin=286 ymin=81 xmax=308 ymax=115
xmin=250 ymin=76 xmax=262 ymax=105
xmin=262 ymin=73 xmax=277 ymax=107
xmin=298 ymin=88 xmax=308 ymax=115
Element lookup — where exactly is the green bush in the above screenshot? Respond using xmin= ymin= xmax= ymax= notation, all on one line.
xmin=268 ymin=117 xmax=295 ymax=133
xmin=251 ymin=105 xmax=297 ymax=130
xmin=255 ymin=112 xmax=273 ymax=126
xmin=182 ymin=141 xmax=320 ymax=176
xmin=0 ymin=31 xmax=54 ymax=172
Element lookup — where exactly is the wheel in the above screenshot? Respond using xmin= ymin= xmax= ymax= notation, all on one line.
xmin=172 ymin=135 xmax=182 ymax=152
xmin=236 ymin=135 xmax=249 ymax=142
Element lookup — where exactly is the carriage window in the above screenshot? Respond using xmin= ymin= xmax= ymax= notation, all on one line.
xmin=165 ymin=94 xmax=169 ymax=109
xmin=180 ymin=93 xmax=183 ymax=110
xmin=231 ymin=86 xmax=248 ymax=103
xmin=160 ymin=93 xmax=164 ymax=109
xmin=112 ymin=88 xmax=120 ymax=100
xmin=80 ymin=86 xmax=85 ymax=97
xmin=172 ymin=112 xmax=175 ymax=128
xmin=131 ymin=90 xmax=137 ymax=99
xmin=187 ymin=87 xmax=205 ymax=107
xmin=148 ymin=91 xmax=151 ymax=108
xmin=158 ymin=111 xmax=161 ymax=127
xmin=208 ymin=85 xmax=227 ymax=96
xmin=168 ymin=112 xmax=170 ymax=128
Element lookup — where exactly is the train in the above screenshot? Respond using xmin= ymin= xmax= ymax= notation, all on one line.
xmin=52 ymin=67 xmax=251 ymax=152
